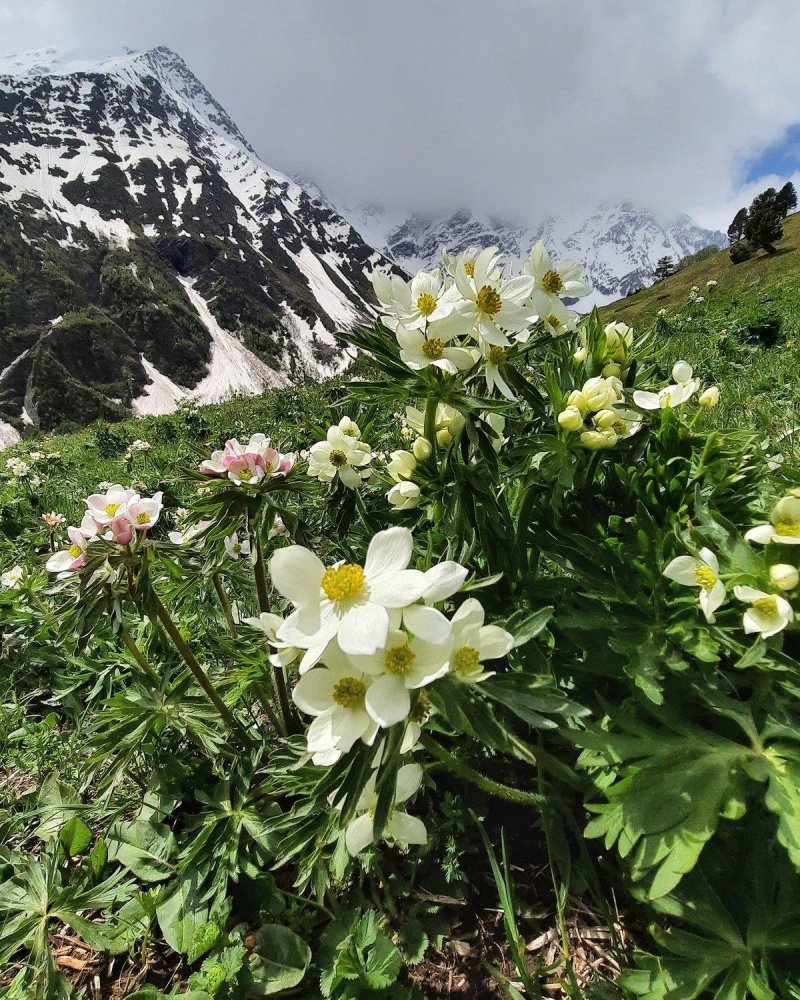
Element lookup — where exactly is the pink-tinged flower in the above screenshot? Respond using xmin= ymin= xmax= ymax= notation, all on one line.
xmin=224 ymin=532 xmax=251 ymax=560
xmin=168 ymin=519 xmax=212 ymax=546
xmin=225 ymin=453 xmax=266 ymax=486
xmin=200 ymin=450 xmax=227 ymax=475
xmin=85 ymin=485 xmax=136 ymax=526
xmin=46 ymin=526 xmax=90 ymax=573
xmin=124 ymin=492 xmax=164 ymax=531
xmin=107 ymin=517 xmax=134 ymax=545
xmin=78 ymin=511 xmax=100 ymax=540
xmin=42 ymin=512 xmax=66 ymax=530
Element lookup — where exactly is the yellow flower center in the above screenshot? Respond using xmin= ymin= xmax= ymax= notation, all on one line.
xmin=464 ymin=261 xmax=475 ymax=277
xmin=238 ymin=467 xmax=254 ymax=481
xmin=321 ymin=563 xmax=365 ymax=602
xmin=541 ymin=269 xmax=564 ymax=294
xmin=416 ymin=292 xmax=437 ymax=316
xmin=410 ymin=692 xmax=432 ymax=724
xmin=694 ymin=565 xmax=716 ymax=590
xmin=475 ymin=285 xmax=502 ymax=317
xmin=660 ymin=391 xmax=672 ymax=409
xmin=753 ymin=597 xmax=779 ymax=619
xmin=774 ymin=520 xmax=800 ymax=537
xmin=453 ymin=646 xmax=481 ymax=676
xmin=332 ymin=676 xmax=367 ymax=708
xmin=546 ymin=314 xmax=561 ymax=329
xmin=104 ymin=502 xmax=120 ymax=517
xmin=136 ymin=512 xmax=151 ymax=525
xmin=422 ymin=338 xmax=445 ymax=360
xmin=384 ymin=644 xmax=416 ymax=676
xmin=329 ymin=449 xmax=348 ymax=468
xmin=68 ymin=543 xmax=83 ymax=558
xmin=488 ymin=346 xmax=506 ymax=366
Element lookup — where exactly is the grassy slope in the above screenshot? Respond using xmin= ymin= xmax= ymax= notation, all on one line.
xmin=600 ymin=210 xmax=800 ymax=326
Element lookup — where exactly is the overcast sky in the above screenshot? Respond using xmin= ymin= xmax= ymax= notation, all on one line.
xmin=2 ymin=0 xmax=799 ymax=231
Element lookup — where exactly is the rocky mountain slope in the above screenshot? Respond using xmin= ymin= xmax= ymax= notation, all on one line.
xmin=0 ymin=46 xmax=390 ymax=443
xmin=297 ymin=179 xmax=726 ymax=307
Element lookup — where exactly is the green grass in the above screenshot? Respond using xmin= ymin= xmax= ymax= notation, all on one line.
xmin=601 ymin=210 xmax=800 ymax=327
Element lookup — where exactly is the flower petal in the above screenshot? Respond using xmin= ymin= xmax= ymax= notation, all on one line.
xmin=365 ymin=526 xmax=413 ymax=578
xmin=388 ymin=811 xmax=427 ymax=846
xmin=338 ymin=603 xmax=390 ymax=655
xmin=403 ymin=604 xmax=451 ymax=644
xmin=394 ymin=762 xmax=423 ymax=803
xmin=292 ymin=669 xmax=335 ymax=715
xmin=269 ymin=546 xmax=325 ymax=605
xmin=364 ymin=674 xmax=411 ymax=727
xmin=663 ymin=556 xmax=699 ymax=586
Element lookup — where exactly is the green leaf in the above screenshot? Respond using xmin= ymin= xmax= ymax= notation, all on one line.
xmin=156 ymin=875 xmax=210 ymax=955
xmin=59 ymin=816 xmax=92 ymax=857
xmin=764 ymin=748 xmax=800 ymax=868
xmin=108 ymin=819 xmax=176 ymax=882
xmin=246 ymin=923 xmax=311 ymax=996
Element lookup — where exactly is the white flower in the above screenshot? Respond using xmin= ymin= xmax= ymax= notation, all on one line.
xmin=663 ymin=548 xmax=726 ymax=622
xmin=168 ymin=519 xmax=211 ymax=546
xmin=405 ymin=403 xmax=465 ymax=444
xmin=522 ymin=241 xmax=592 ymax=311
xmin=672 ymin=361 xmax=694 ymax=386
xmin=395 ymin=316 xmax=476 ymax=374
xmin=224 ymin=532 xmax=251 ymax=560
xmin=412 ymin=437 xmax=432 ymax=461
xmin=603 ymin=322 xmax=634 ymax=363
xmin=85 ymin=485 xmax=136 ymax=526
xmin=349 ymin=629 xmax=450 ymax=728
xmin=746 ymin=497 xmax=800 ymax=546
xmin=453 ymin=247 xmax=534 ymax=347
xmin=131 ymin=439 xmax=152 ymax=452
xmin=388 ymin=482 xmax=421 ymax=510
xmin=581 ymin=376 xmax=622 ymax=412
xmin=337 ymin=416 xmax=361 ymax=439
xmin=633 ymin=381 xmax=697 ymax=410
xmin=7 ymin=458 xmax=30 ymax=478
xmin=770 ymin=564 xmax=799 ymax=591
xmin=123 ymin=492 xmax=163 ymax=531
xmin=46 ymin=526 xmax=91 ymax=574
xmin=734 ymin=586 xmax=793 ymax=638
xmin=387 ymin=450 xmax=417 ymax=483
xmin=482 ymin=412 xmax=506 ymax=452
xmin=272 ymin=526 xmax=427 ymax=656
xmin=308 ymin=425 xmax=372 ymax=490
xmin=343 ymin=763 xmax=427 ymax=856
xmin=442 ymin=245 xmax=500 ymax=281
xmin=558 ymin=406 xmax=584 ymax=432
xmin=1 ymin=565 xmax=24 ymax=589
xmin=372 ymin=267 xmax=460 ymax=330
xmin=707 ymin=280 xmax=717 ymax=289
xmin=242 ymin=611 xmax=302 ymax=669
xmin=698 ymin=386 xmax=720 ymax=408
xmin=42 ymin=512 xmax=66 ymax=529
xmin=534 ymin=295 xmax=578 ymax=338
xmin=448 ymin=598 xmax=513 ymax=683
xmin=292 ymin=647 xmax=378 ymax=765
xmin=482 ymin=343 xmax=515 ymax=400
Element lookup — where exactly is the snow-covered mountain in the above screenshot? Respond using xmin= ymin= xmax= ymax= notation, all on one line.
xmin=0 ymin=46 xmax=391 ymax=442
xmin=296 ymin=180 xmax=726 ymax=307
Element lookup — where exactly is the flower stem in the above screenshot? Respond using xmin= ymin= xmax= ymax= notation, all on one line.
xmin=253 ymin=531 xmax=295 ymax=734
xmin=212 ymin=572 xmax=236 ymax=634
xmin=120 ymin=626 xmax=159 ymax=683
xmin=420 ymin=734 xmax=545 ymax=808
xmin=423 ymin=393 xmax=439 ymax=470
xmin=148 ymin=592 xmax=253 ymax=747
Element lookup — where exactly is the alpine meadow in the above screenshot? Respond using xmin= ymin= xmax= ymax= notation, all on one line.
xmin=3 ymin=9 xmax=800 ymax=1000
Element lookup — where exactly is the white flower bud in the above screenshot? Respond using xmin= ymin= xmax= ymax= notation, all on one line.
xmin=602 ymin=362 xmax=622 ymax=378
xmin=593 ymin=408 xmax=617 ymax=430
xmin=580 ymin=429 xmax=617 ymax=450
xmin=412 ymin=437 xmax=432 ymax=460
xmin=672 ymin=361 xmax=693 ymax=385
xmin=387 ymin=481 xmax=421 ymax=510
xmin=770 ymin=564 xmax=799 ymax=591
xmin=558 ymin=406 xmax=584 ymax=432
xmin=387 ymin=450 xmax=416 ymax=483
xmin=338 ymin=416 xmax=361 ymax=439
xmin=698 ymin=386 xmax=720 ymax=408
xmin=436 ymin=428 xmax=453 ymax=446
xmin=568 ymin=389 xmax=589 ymax=414
xmin=582 ymin=377 xmax=616 ymax=412
xmin=572 ymin=346 xmax=587 ymax=363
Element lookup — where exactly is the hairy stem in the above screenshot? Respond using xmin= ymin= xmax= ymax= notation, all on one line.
xmin=420 ymin=734 xmax=545 ymax=808
xmin=212 ymin=572 xmax=236 ymax=634
xmin=148 ymin=592 xmax=252 ymax=746
xmin=120 ymin=626 xmax=159 ymax=683
xmin=253 ymin=531 xmax=295 ymax=734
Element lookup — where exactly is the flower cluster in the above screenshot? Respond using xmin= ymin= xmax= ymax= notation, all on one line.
xmin=558 ymin=374 xmax=639 ymax=450
xmin=46 ymin=484 xmax=163 ymax=574
xmin=573 ymin=320 xmax=635 ymax=379
xmin=268 ymin=527 xmax=513 ymax=768
xmin=306 ymin=416 xmax=373 ymax=490
xmin=664 ymin=493 xmax=800 ymax=638
xmin=201 ymin=434 xmax=295 ymax=486
xmin=372 ymin=242 xmax=592 ymax=396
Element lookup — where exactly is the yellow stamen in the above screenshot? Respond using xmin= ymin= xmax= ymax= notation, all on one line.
xmin=541 ymin=269 xmax=563 ymax=294
xmin=488 ymin=346 xmax=506 ymax=366
xmin=422 ymin=338 xmax=444 ymax=360
xmin=475 ymin=285 xmax=502 ymax=317
xmin=329 ymin=449 xmax=348 ymax=468
xmin=321 ymin=563 xmax=365 ymax=602
xmin=453 ymin=646 xmax=481 ymax=676
xmin=694 ymin=565 xmax=716 ymax=590
xmin=547 ymin=314 xmax=562 ymax=329
xmin=774 ymin=520 xmax=800 ymax=537
xmin=238 ymin=467 xmax=254 ymax=481
xmin=410 ymin=692 xmax=432 ymax=724
xmin=464 ymin=261 xmax=475 ymax=277
xmin=416 ymin=292 xmax=437 ymax=316
xmin=136 ymin=512 xmax=151 ymax=525
xmin=104 ymin=502 xmax=120 ymax=517
xmin=68 ymin=543 xmax=83 ymax=558
xmin=753 ymin=597 xmax=779 ymax=619
xmin=384 ymin=644 xmax=416 ymax=676
xmin=332 ymin=676 xmax=366 ymax=708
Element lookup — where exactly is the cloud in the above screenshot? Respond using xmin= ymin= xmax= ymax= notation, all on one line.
xmin=1 ymin=0 xmax=799 ymax=229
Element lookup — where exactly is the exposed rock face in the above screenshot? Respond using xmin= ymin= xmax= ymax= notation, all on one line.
xmin=0 ymin=46 xmax=392 ymax=439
